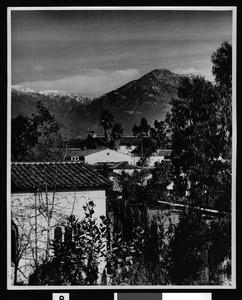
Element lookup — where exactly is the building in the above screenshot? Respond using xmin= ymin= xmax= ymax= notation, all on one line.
xmin=92 ymin=161 xmax=142 ymax=192
xmin=64 ymin=148 xmax=140 ymax=165
xmin=11 ymin=161 xmax=111 ymax=285
xmin=148 ymin=149 xmax=172 ymax=166
xmin=116 ymin=136 xmax=139 ymax=155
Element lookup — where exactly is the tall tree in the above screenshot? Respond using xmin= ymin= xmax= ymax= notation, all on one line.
xmin=100 ymin=109 xmax=123 ymax=149
xmin=11 ymin=115 xmax=38 ymax=161
xmin=29 ymin=101 xmax=63 ymax=161
xmin=132 ymin=117 xmax=150 ymax=137
xmin=132 ymin=118 xmax=154 ymax=165
xmin=100 ymin=109 xmax=114 ymax=147
xmin=211 ymin=41 xmax=232 ymax=91
xmin=11 ymin=101 xmax=63 ymax=162
xmin=132 ymin=118 xmax=169 ymax=166
xmin=110 ymin=122 xmax=124 ymax=150
xmin=167 ymin=41 xmax=232 ymax=284
xmin=168 ymin=75 xmax=231 ymax=209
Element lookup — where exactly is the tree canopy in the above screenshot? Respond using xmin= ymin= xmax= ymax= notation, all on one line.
xmin=167 ymin=73 xmax=231 ymax=210
xmin=12 ymin=101 xmax=63 ymax=162
xmin=100 ymin=109 xmax=123 ymax=150
xmin=166 ymin=41 xmax=232 ymax=284
xmin=211 ymin=41 xmax=232 ymax=91
xmin=132 ymin=117 xmax=169 ymax=166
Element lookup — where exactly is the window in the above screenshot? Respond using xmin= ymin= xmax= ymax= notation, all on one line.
xmin=71 ymin=156 xmax=79 ymax=161
xmin=54 ymin=226 xmax=62 ymax=243
xmin=11 ymin=221 xmax=18 ymax=263
xmin=64 ymin=226 xmax=72 ymax=243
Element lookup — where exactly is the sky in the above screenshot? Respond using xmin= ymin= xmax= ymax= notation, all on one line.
xmin=11 ymin=9 xmax=233 ymax=97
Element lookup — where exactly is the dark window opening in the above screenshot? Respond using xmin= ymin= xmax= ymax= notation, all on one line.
xmin=11 ymin=221 xmax=18 ymax=263
xmin=54 ymin=226 xmax=62 ymax=243
xmin=64 ymin=226 xmax=72 ymax=243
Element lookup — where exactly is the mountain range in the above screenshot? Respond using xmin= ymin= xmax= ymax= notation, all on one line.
xmin=11 ymin=69 xmax=182 ymax=139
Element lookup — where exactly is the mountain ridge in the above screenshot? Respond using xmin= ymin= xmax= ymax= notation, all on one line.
xmin=11 ymin=69 xmax=183 ymax=139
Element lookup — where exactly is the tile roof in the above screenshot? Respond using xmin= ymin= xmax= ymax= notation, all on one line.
xmin=92 ymin=161 xmax=141 ymax=170
xmin=11 ymin=162 xmax=111 ymax=193
xmin=63 ymin=148 xmax=105 ymax=157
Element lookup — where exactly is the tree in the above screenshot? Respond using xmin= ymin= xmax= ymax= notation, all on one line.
xmin=151 ymin=119 xmax=170 ymax=149
xmin=110 ymin=122 xmax=124 ymax=150
xmin=132 ymin=117 xmax=150 ymax=137
xmin=132 ymin=118 xmax=154 ymax=165
xmin=166 ymin=41 xmax=232 ymax=285
xmin=29 ymin=101 xmax=63 ymax=161
xmin=169 ymin=209 xmax=209 ymax=284
xmin=211 ymin=41 xmax=232 ymax=159
xmin=144 ymin=160 xmax=174 ymax=206
xmin=11 ymin=101 xmax=63 ymax=162
xmin=211 ymin=41 xmax=232 ymax=91
xmin=11 ymin=115 xmax=38 ymax=161
xmin=132 ymin=118 xmax=169 ymax=166
xmin=100 ymin=109 xmax=123 ymax=150
xmin=167 ymin=75 xmax=231 ymax=209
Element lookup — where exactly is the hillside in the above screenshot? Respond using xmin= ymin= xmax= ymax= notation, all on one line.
xmin=11 ymin=69 xmax=182 ymax=139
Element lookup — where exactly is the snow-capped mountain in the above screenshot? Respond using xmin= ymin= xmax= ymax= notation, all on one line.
xmin=12 ymin=69 xmax=183 ymax=139
xmin=39 ymin=90 xmax=93 ymax=105
xmin=12 ymin=85 xmax=37 ymax=95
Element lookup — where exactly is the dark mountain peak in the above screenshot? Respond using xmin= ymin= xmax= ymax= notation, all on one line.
xmin=146 ymin=68 xmax=174 ymax=76
xmin=78 ymin=68 xmax=183 ymax=137
xmin=139 ymin=68 xmax=181 ymax=86
xmin=99 ymin=68 xmax=181 ymax=99
xmin=12 ymin=68 xmax=184 ymax=138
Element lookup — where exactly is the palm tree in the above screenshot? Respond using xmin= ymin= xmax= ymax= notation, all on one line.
xmin=111 ymin=122 xmax=124 ymax=150
xmin=100 ymin=109 xmax=115 ymax=148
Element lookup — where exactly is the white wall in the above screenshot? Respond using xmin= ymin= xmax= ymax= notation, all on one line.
xmin=147 ymin=155 xmax=165 ymax=166
xmin=85 ymin=149 xmax=139 ymax=165
xmin=118 ymin=145 xmax=136 ymax=155
xmin=11 ymin=189 xmax=106 ymax=285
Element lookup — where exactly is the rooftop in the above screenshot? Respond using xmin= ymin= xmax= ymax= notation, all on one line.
xmin=11 ymin=161 xmax=111 ymax=193
xmin=63 ymin=148 xmax=106 ymax=157
xmin=156 ymin=149 xmax=172 ymax=156
xmin=93 ymin=161 xmax=141 ymax=170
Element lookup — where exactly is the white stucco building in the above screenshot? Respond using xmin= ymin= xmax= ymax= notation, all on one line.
xmin=147 ymin=149 xmax=172 ymax=166
xmin=10 ymin=161 xmax=111 ymax=286
xmin=64 ymin=148 xmax=140 ymax=165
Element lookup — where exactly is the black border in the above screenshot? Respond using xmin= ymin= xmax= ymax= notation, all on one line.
xmin=1 ymin=2 xmax=241 ymax=300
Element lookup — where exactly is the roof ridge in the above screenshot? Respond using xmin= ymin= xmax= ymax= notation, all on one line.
xmin=11 ymin=161 xmax=86 ymax=165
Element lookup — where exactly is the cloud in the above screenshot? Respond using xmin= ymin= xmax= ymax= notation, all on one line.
xmin=17 ymin=68 xmax=140 ymax=97
xmin=172 ymin=67 xmax=214 ymax=82
xmin=172 ymin=67 xmax=201 ymax=75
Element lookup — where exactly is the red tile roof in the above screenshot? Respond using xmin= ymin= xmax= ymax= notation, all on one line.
xmin=11 ymin=162 xmax=111 ymax=193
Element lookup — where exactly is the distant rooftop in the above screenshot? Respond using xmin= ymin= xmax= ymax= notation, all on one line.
xmin=156 ymin=149 xmax=172 ymax=156
xmin=93 ymin=161 xmax=141 ymax=170
xmin=63 ymin=148 xmax=106 ymax=157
